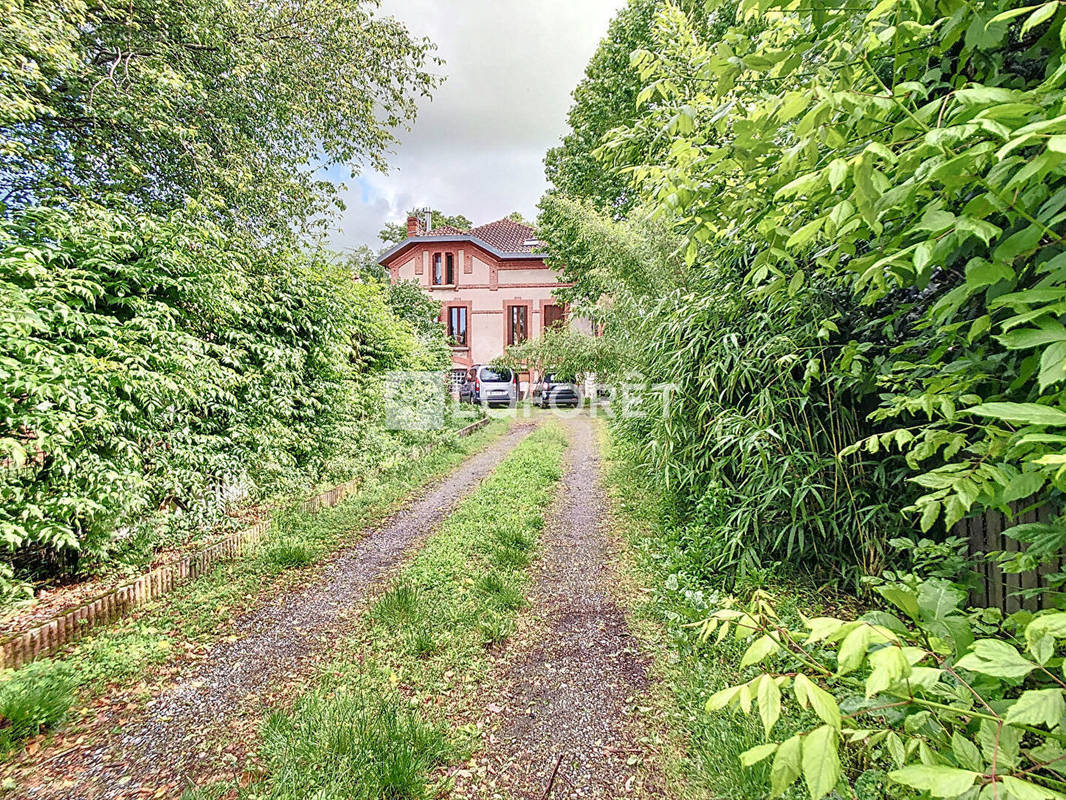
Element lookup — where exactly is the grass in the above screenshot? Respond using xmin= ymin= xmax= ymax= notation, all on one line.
xmin=0 ymin=661 xmax=75 ymax=753
xmin=0 ymin=419 xmax=513 ymax=756
xmin=601 ymin=425 xmax=823 ymax=800
xmin=188 ymin=421 xmax=569 ymax=800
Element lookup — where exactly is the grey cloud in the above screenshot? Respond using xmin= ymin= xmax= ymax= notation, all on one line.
xmin=326 ymin=0 xmax=626 ymax=252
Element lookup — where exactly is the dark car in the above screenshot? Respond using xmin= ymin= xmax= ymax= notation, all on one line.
xmin=458 ymin=364 xmax=518 ymax=407
xmin=531 ymin=372 xmax=581 ymax=408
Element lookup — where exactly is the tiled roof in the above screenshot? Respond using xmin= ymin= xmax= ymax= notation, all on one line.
xmin=424 ymin=224 xmax=468 ymax=236
xmin=470 ymin=218 xmax=538 ymax=253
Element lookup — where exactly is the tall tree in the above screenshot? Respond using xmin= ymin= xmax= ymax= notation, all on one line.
xmin=1 ymin=0 xmax=441 ymax=234
xmin=543 ymin=0 xmax=710 ymax=217
xmin=378 ymin=209 xmax=472 ymax=246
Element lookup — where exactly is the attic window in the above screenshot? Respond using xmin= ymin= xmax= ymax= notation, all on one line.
xmin=522 ymin=238 xmax=542 ymax=248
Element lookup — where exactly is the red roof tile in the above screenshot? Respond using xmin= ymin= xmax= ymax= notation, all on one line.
xmin=424 ymin=224 xmax=468 ymax=236
xmin=470 ymin=218 xmax=539 ymax=253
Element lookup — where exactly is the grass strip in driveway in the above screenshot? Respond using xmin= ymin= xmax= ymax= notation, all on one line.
xmin=185 ymin=421 xmax=568 ymax=800
xmin=0 ymin=419 xmax=513 ymax=763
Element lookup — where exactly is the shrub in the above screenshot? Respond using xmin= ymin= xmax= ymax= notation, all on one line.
xmin=702 ymin=580 xmax=1066 ymax=799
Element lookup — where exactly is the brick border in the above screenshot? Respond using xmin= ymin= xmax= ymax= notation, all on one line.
xmin=0 ymin=418 xmax=490 ymax=670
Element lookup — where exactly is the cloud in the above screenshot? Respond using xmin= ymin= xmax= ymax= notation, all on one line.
xmin=323 ymin=0 xmax=626 ymax=253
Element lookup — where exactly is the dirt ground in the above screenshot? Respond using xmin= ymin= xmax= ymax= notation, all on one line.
xmin=8 ymin=424 xmax=536 ymax=800
xmin=451 ymin=415 xmax=658 ymax=799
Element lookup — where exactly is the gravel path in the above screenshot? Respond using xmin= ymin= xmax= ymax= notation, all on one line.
xmin=14 ymin=423 xmax=535 ymax=800
xmin=456 ymin=415 xmax=656 ymax=799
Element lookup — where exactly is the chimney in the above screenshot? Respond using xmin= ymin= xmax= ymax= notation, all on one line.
xmin=406 ymin=215 xmax=419 ymax=238
xmin=421 ymin=207 xmax=433 ymax=235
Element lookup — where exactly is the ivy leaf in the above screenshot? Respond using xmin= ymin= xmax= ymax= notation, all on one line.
xmin=888 ymin=765 xmax=979 ymax=797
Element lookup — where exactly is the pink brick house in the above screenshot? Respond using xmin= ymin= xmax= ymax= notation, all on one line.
xmin=379 ymin=215 xmax=591 ymax=388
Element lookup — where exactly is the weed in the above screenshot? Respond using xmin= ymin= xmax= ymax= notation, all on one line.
xmin=371 ymin=583 xmax=420 ymax=628
xmin=0 ymin=661 xmax=75 ymax=752
xmin=476 ymin=611 xmax=513 ymax=645
xmin=259 ymin=538 xmax=315 ymax=569
xmin=405 ymin=628 xmax=438 ymax=658
xmin=474 ymin=572 xmax=525 ymax=611
xmin=255 ymin=688 xmax=452 ymax=800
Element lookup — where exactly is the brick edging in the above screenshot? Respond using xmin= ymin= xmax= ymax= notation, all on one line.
xmin=0 ymin=420 xmax=490 ymax=670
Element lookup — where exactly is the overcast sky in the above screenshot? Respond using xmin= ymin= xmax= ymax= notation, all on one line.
xmin=323 ymin=0 xmax=626 ymax=253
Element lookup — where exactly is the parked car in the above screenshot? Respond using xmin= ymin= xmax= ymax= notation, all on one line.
xmin=459 ymin=364 xmax=518 ymax=407
xmin=531 ymin=372 xmax=581 ymax=408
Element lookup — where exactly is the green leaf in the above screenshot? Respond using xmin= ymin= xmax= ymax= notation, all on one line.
xmin=740 ymin=742 xmax=778 ymax=767
xmin=1021 ymin=2 xmax=1059 ymax=35
xmin=965 ymin=258 xmax=1014 ymax=288
xmin=999 ymin=775 xmax=1066 ymax=800
xmin=740 ymin=635 xmax=780 ymax=668
xmin=794 ymin=674 xmax=841 ymax=730
xmin=771 ymin=735 xmax=802 ymax=796
xmin=963 ymin=402 xmax=1066 ymax=427
xmin=955 ymin=639 xmax=1037 ymax=679
xmin=801 ymin=725 xmax=840 ymax=800
xmin=951 ymin=731 xmax=983 ymax=772
xmin=1003 ymin=471 xmax=1045 ymax=503
xmin=1005 ymin=688 xmax=1066 ymax=728
xmin=888 ymin=765 xmax=979 ymax=797
xmin=837 ymin=626 xmax=872 ymax=674
xmin=1040 ymin=341 xmax=1066 ymax=390
xmin=757 ymin=674 xmax=782 ymax=737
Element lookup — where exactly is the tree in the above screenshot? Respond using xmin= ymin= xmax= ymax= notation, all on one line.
xmin=543 ymin=0 xmax=711 ymax=217
xmin=2 ymin=0 xmax=441 ymax=234
xmin=378 ymin=209 xmax=473 ymax=246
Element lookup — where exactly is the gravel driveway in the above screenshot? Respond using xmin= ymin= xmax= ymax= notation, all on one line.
xmin=455 ymin=414 xmax=656 ymax=798
xmin=13 ymin=422 xmax=535 ymax=800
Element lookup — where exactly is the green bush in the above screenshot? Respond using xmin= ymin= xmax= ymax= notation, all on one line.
xmin=0 ymin=661 xmax=75 ymax=751
xmin=703 ymin=579 xmax=1066 ymax=799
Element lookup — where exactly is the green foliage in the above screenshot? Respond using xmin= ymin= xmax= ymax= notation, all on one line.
xmin=703 ymin=580 xmax=1066 ymax=799
xmin=535 ymin=195 xmax=908 ymax=583
xmin=605 ymin=0 xmax=1066 ymax=574
xmin=544 ymin=0 xmax=715 ymax=216
xmin=256 ymin=688 xmax=452 ymax=800
xmin=0 ymin=202 xmax=448 ymax=585
xmin=2 ymin=0 xmax=440 ymax=231
xmin=378 ymin=210 xmax=472 ymax=246
xmin=0 ymin=661 xmax=75 ymax=751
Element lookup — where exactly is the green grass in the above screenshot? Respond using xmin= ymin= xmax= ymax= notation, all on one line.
xmin=0 ymin=661 xmax=75 ymax=753
xmin=601 ymin=426 xmax=820 ymax=800
xmin=0 ymin=420 xmax=513 ymax=755
xmin=189 ymin=422 xmax=569 ymax=800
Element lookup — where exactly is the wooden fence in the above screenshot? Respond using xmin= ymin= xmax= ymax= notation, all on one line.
xmin=957 ymin=502 xmax=1061 ymax=613
xmin=0 ymin=416 xmax=490 ymax=670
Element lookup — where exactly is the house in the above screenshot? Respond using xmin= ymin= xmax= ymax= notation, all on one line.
xmin=378 ymin=214 xmax=591 ymax=390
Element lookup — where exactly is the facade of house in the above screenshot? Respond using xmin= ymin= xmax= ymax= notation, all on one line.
xmin=378 ymin=215 xmax=590 ymax=388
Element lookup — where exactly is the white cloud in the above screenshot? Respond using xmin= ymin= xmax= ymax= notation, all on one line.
xmin=324 ymin=0 xmax=626 ymax=252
